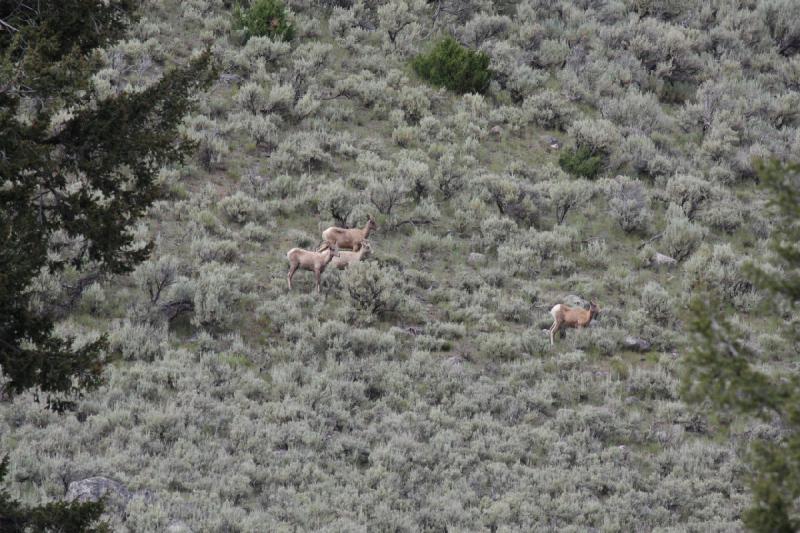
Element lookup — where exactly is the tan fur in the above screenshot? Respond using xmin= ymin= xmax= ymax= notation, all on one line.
xmin=331 ymin=240 xmax=372 ymax=270
xmin=319 ymin=216 xmax=376 ymax=252
xmin=287 ymin=245 xmax=339 ymax=293
xmin=549 ymin=301 xmax=600 ymax=345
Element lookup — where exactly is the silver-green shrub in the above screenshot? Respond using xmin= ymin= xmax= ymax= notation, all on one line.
xmin=521 ymin=90 xmax=576 ymax=131
xmin=666 ymin=174 xmax=712 ymax=220
xmin=219 ymin=191 xmax=263 ymax=224
xmin=661 ymin=203 xmax=706 ymax=261
xmin=683 ymin=243 xmax=756 ymax=310
xmin=340 ymin=262 xmax=405 ymax=324
xmin=133 ymin=255 xmax=180 ymax=304
xmin=603 ymin=175 xmax=651 ymax=233
xmin=109 ymin=320 xmax=166 ymax=362
xmin=640 ymin=281 xmax=674 ymax=326
xmin=192 ymin=263 xmax=250 ymax=330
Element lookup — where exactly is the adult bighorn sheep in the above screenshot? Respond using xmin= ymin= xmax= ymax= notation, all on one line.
xmin=331 ymin=240 xmax=372 ymax=270
xmin=319 ymin=215 xmax=377 ymax=252
xmin=549 ymin=300 xmax=600 ymax=345
xmin=287 ymin=244 xmax=339 ymax=293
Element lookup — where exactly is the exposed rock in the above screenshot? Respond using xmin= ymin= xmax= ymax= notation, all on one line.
xmin=445 ymin=355 xmax=466 ymax=366
xmin=651 ymin=252 xmax=677 ymax=268
xmin=66 ymin=477 xmax=131 ymax=512
xmin=167 ymin=521 xmax=193 ymax=533
xmin=623 ymin=336 xmax=651 ymax=352
xmin=467 ymin=252 xmax=486 ymax=265
xmin=543 ymin=136 xmax=561 ymax=151
xmin=218 ymin=73 xmax=241 ymax=85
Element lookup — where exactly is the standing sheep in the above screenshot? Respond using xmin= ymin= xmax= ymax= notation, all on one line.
xmin=549 ymin=300 xmax=600 ymax=345
xmin=287 ymin=245 xmax=340 ymax=293
xmin=319 ymin=215 xmax=377 ymax=252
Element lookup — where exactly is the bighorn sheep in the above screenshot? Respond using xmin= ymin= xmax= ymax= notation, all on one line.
xmin=287 ymin=245 xmax=339 ymax=293
xmin=331 ymin=240 xmax=372 ymax=270
xmin=319 ymin=216 xmax=376 ymax=252
xmin=549 ymin=301 xmax=600 ymax=345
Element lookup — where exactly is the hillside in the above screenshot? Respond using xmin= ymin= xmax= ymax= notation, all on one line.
xmin=3 ymin=0 xmax=799 ymax=530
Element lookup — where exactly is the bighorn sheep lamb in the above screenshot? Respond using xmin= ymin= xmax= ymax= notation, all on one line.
xmin=319 ymin=216 xmax=377 ymax=252
xmin=549 ymin=301 xmax=600 ymax=345
xmin=287 ymin=245 xmax=339 ymax=293
xmin=331 ymin=240 xmax=372 ymax=270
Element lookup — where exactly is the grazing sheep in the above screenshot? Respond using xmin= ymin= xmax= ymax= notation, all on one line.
xmin=549 ymin=300 xmax=600 ymax=345
xmin=287 ymin=245 xmax=339 ymax=293
xmin=319 ymin=215 xmax=377 ymax=252
xmin=331 ymin=240 xmax=372 ymax=270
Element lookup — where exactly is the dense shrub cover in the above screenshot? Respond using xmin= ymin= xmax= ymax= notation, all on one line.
xmin=2 ymin=0 xmax=798 ymax=529
xmin=412 ymin=36 xmax=491 ymax=94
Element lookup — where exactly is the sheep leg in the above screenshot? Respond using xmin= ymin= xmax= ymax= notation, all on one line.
xmin=550 ymin=320 xmax=563 ymax=346
xmin=315 ymin=269 xmax=322 ymax=293
xmin=288 ymin=263 xmax=298 ymax=290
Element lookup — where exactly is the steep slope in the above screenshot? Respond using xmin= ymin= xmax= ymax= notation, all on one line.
xmin=3 ymin=0 xmax=798 ymax=529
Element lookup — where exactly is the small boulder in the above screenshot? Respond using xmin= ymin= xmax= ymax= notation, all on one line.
xmin=67 ymin=477 xmax=131 ymax=512
xmin=544 ymin=136 xmax=561 ymax=151
xmin=167 ymin=521 xmax=193 ymax=533
xmin=651 ymin=252 xmax=677 ymax=268
xmin=218 ymin=73 xmax=241 ymax=85
xmin=467 ymin=252 xmax=487 ymax=265
xmin=623 ymin=336 xmax=651 ymax=352
xmin=445 ymin=355 xmax=466 ymax=366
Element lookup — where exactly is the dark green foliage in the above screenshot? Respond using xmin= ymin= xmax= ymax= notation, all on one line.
xmin=748 ymin=160 xmax=800 ymax=305
xmin=558 ymin=145 xmax=605 ymax=179
xmin=0 ymin=456 xmax=108 ymax=532
xmin=233 ymin=0 xmax=294 ymax=43
xmin=682 ymin=161 xmax=800 ymax=532
xmin=0 ymin=0 xmax=135 ymax=100
xmin=659 ymin=79 xmax=696 ymax=104
xmin=411 ymin=36 xmax=491 ymax=94
xmin=0 ymin=1 xmax=214 ymax=401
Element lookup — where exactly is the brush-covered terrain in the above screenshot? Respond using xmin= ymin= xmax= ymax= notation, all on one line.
xmin=3 ymin=0 xmax=800 ymax=530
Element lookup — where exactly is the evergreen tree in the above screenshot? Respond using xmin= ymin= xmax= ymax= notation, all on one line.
xmin=0 ymin=1 xmax=213 ymax=401
xmin=233 ymin=0 xmax=295 ymax=43
xmin=682 ymin=160 xmax=800 ymax=532
xmin=412 ymin=36 xmax=491 ymax=94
